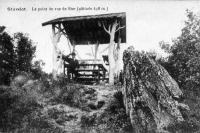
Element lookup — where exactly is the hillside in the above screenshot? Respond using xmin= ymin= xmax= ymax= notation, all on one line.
xmin=0 ymin=78 xmax=132 ymax=133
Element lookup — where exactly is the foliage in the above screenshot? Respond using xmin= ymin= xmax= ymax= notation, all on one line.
xmin=31 ymin=60 xmax=45 ymax=79
xmin=0 ymin=26 xmax=44 ymax=85
xmin=159 ymin=10 xmax=200 ymax=94
xmin=0 ymin=77 xmax=69 ymax=133
xmin=0 ymin=26 xmax=16 ymax=85
xmin=0 ymin=82 xmax=43 ymax=132
xmin=15 ymin=32 xmax=36 ymax=73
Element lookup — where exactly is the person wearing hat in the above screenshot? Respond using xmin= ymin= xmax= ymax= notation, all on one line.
xmin=62 ymin=52 xmax=79 ymax=80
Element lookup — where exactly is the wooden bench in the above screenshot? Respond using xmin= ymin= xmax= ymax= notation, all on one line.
xmin=63 ymin=59 xmax=108 ymax=83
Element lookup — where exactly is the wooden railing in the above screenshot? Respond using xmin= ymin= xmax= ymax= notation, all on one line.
xmin=76 ymin=63 xmax=108 ymax=83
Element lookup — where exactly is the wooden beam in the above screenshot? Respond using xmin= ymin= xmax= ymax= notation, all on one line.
xmin=55 ymin=24 xmax=67 ymax=35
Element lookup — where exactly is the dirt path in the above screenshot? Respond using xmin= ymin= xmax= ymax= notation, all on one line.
xmin=41 ymin=84 xmax=117 ymax=132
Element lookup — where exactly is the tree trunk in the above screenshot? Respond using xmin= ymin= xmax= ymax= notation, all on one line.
xmin=108 ymin=21 xmax=118 ymax=85
xmin=113 ymin=38 xmax=121 ymax=79
xmin=122 ymin=46 xmax=189 ymax=132
xmin=108 ymin=42 xmax=115 ymax=84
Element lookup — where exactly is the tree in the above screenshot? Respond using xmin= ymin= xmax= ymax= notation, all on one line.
xmin=0 ymin=26 xmax=16 ymax=85
xmin=15 ymin=32 xmax=36 ymax=73
xmin=160 ymin=10 xmax=200 ymax=93
xmin=102 ymin=20 xmax=125 ymax=85
xmin=0 ymin=27 xmax=44 ymax=84
xmin=31 ymin=60 xmax=45 ymax=79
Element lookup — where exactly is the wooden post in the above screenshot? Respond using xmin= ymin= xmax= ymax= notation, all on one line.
xmin=94 ymin=41 xmax=99 ymax=60
xmin=51 ymin=24 xmax=61 ymax=80
xmin=98 ymin=64 xmax=100 ymax=83
xmin=63 ymin=61 xmax=66 ymax=76
xmin=72 ymin=41 xmax=75 ymax=53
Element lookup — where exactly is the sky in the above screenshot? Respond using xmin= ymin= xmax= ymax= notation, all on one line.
xmin=0 ymin=0 xmax=200 ymax=73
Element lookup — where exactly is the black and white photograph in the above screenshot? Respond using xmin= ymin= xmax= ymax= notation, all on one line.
xmin=0 ymin=0 xmax=200 ymax=132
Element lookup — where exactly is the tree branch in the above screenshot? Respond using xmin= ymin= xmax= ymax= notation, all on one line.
xmin=102 ymin=22 xmax=111 ymax=35
xmin=108 ymin=25 xmax=111 ymax=33
xmin=115 ymin=26 xmax=125 ymax=32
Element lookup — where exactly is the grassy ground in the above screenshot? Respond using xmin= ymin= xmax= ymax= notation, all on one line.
xmin=0 ymin=77 xmax=132 ymax=133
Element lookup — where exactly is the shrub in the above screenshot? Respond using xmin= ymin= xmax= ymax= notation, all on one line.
xmin=53 ymin=84 xmax=86 ymax=108
xmin=0 ymin=79 xmax=44 ymax=132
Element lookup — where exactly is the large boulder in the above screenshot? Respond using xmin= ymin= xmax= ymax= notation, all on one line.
xmin=122 ymin=46 xmax=189 ymax=133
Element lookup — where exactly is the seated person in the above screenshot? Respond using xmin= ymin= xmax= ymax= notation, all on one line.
xmin=62 ymin=52 xmax=79 ymax=80
xmin=102 ymin=55 xmax=109 ymax=65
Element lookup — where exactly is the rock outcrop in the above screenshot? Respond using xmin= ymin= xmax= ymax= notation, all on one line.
xmin=122 ymin=46 xmax=189 ymax=133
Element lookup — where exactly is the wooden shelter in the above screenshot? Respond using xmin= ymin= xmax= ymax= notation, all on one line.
xmin=42 ymin=12 xmax=126 ymax=84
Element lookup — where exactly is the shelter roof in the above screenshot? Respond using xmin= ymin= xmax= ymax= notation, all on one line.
xmin=42 ymin=12 xmax=126 ymax=45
